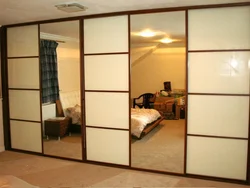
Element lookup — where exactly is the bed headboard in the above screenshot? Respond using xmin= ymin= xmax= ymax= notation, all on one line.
xmin=59 ymin=90 xmax=80 ymax=116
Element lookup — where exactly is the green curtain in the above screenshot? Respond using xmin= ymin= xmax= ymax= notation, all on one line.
xmin=40 ymin=40 xmax=59 ymax=103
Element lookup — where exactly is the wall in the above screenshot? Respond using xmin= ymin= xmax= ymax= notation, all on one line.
xmin=131 ymin=47 xmax=185 ymax=98
xmin=57 ymin=42 xmax=80 ymax=92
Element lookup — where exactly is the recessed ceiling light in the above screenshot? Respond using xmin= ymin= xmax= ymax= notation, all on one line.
xmin=139 ymin=29 xmax=156 ymax=37
xmin=55 ymin=3 xmax=88 ymax=13
xmin=160 ymin=38 xmax=174 ymax=43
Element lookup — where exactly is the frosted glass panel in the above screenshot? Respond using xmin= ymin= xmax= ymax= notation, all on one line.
xmin=188 ymin=95 xmax=249 ymax=138
xmin=10 ymin=120 xmax=42 ymax=153
xmin=85 ymin=55 xmax=129 ymax=91
xmin=9 ymin=90 xmax=40 ymax=121
xmin=85 ymin=92 xmax=129 ymax=129
xmin=186 ymin=136 xmax=248 ymax=180
xmin=84 ymin=16 xmax=128 ymax=53
xmin=7 ymin=25 xmax=39 ymax=57
xmin=189 ymin=7 xmax=250 ymax=50
xmin=188 ymin=52 xmax=250 ymax=94
xmin=8 ymin=58 xmax=39 ymax=89
xmin=86 ymin=128 xmax=129 ymax=165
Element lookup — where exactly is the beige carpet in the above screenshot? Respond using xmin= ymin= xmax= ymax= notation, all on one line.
xmin=0 ymin=151 xmax=248 ymax=188
xmin=43 ymin=134 xmax=82 ymax=160
xmin=132 ymin=119 xmax=185 ymax=173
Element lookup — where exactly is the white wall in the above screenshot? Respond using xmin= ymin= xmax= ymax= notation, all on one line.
xmin=131 ymin=47 xmax=186 ymax=98
xmin=57 ymin=42 xmax=80 ymax=92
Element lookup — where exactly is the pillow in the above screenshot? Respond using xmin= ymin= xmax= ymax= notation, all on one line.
xmin=65 ymin=104 xmax=81 ymax=125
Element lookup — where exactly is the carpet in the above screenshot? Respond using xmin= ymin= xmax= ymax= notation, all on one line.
xmin=131 ymin=119 xmax=185 ymax=173
xmin=43 ymin=134 xmax=82 ymax=160
xmin=0 ymin=175 xmax=39 ymax=188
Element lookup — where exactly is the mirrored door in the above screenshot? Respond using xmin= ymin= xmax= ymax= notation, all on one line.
xmin=130 ymin=11 xmax=186 ymax=173
xmin=40 ymin=20 xmax=82 ymax=160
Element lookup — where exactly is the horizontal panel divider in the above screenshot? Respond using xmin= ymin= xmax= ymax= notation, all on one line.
xmin=10 ymin=119 xmax=41 ymax=123
xmin=188 ymin=49 xmax=250 ymax=53
xmin=187 ymin=134 xmax=248 ymax=140
xmin=9 ymin=88 xmax=40 ymax=91
xmin=85 ymin=90 xmax=129 ymax=93
xmin=84 ymin=52 xmax=129 ymax=56
xmin=86 ymin=125 xmax=129 ymax=131
xmin=7 ymin=56 xmax=39 ymax=59
xmin=188 ymin=93 xmax=249 ymax=96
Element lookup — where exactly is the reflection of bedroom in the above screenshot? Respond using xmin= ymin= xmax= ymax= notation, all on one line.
xmin=130 ymin=12 xmax=185 ymax=173
xmin=40 ymin=21 xmax=82 ymax=160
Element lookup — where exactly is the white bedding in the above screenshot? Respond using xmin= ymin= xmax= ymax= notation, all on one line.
xmin=131 ymin=108 xmax=161 ymax=138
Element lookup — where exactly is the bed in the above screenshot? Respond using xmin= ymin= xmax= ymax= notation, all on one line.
xmin=57 ymin=91 xmax=164 ymax=137
xmin=131 ymin=108 xmax=164 ymax=139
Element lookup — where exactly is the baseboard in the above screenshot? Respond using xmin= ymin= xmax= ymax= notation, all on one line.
xmin=0 ymin=146 xmax=5 ymax=152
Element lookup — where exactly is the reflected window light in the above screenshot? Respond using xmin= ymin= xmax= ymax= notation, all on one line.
xmin=230 ymin=58 xmax=238 ymax=68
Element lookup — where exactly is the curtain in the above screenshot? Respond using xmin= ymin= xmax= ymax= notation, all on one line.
xmin=40 ymin=40 xmax=59 ymax=103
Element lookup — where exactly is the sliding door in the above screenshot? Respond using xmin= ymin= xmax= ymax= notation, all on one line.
xmin=7 ymin=25 xmax=42 ymax=153
xmin=83 ymin=16 xmax=129 ymax=165
xmin=187 ymin=6 xmax=250 ymax=180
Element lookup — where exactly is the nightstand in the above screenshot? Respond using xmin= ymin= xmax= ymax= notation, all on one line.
xmin=175 ymin=105 xmax=186 ymax=119
xmin=44 ymin=117 xmax=72 ymax=140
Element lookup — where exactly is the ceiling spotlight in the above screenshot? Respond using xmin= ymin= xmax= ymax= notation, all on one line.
xmin=139 ymin=29 xmax=156 ymax=37
xmin=160 ymin=38 xmax=174 ymax=43
xmin=55 ymin=3 xmax=88 ymax=13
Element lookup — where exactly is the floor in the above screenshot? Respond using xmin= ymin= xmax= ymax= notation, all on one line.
xmin=0 ymin=151 xmax=249 ymax=188
xmin=132 ymin=119 xmax=185 ymax=173
xmin=43 ymin=133 xmax=82 ymax=160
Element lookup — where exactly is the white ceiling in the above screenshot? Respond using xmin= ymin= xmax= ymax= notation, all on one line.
xmin=0 ymin=0 xmax=249 ymax=25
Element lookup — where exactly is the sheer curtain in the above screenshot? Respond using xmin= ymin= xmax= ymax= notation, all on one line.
xmin=40 ymin=40 xmax=59 ymax=103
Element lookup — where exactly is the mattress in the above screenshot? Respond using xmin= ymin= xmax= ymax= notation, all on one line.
xmin=131 ymin=108 xmax=161 ymax=138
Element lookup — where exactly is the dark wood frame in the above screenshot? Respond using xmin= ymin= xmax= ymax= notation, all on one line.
xmin=137 ymin=116 xmax=165 ymax=139
xmin=1 ymin=2 xmax=250 ymax=186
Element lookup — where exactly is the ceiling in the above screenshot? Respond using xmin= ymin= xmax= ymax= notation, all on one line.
xmin=0 ymin=0 xmax=249 ymax=25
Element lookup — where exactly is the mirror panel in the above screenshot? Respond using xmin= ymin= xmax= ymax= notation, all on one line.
xmin=40 ymin=20 xmax=82 ymax=160
xmin=130 ymin=11 xmax=186 ymax=173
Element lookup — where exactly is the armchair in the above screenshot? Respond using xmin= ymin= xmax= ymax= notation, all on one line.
xmin=133 ymin=93 xmax=155 ymax=109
